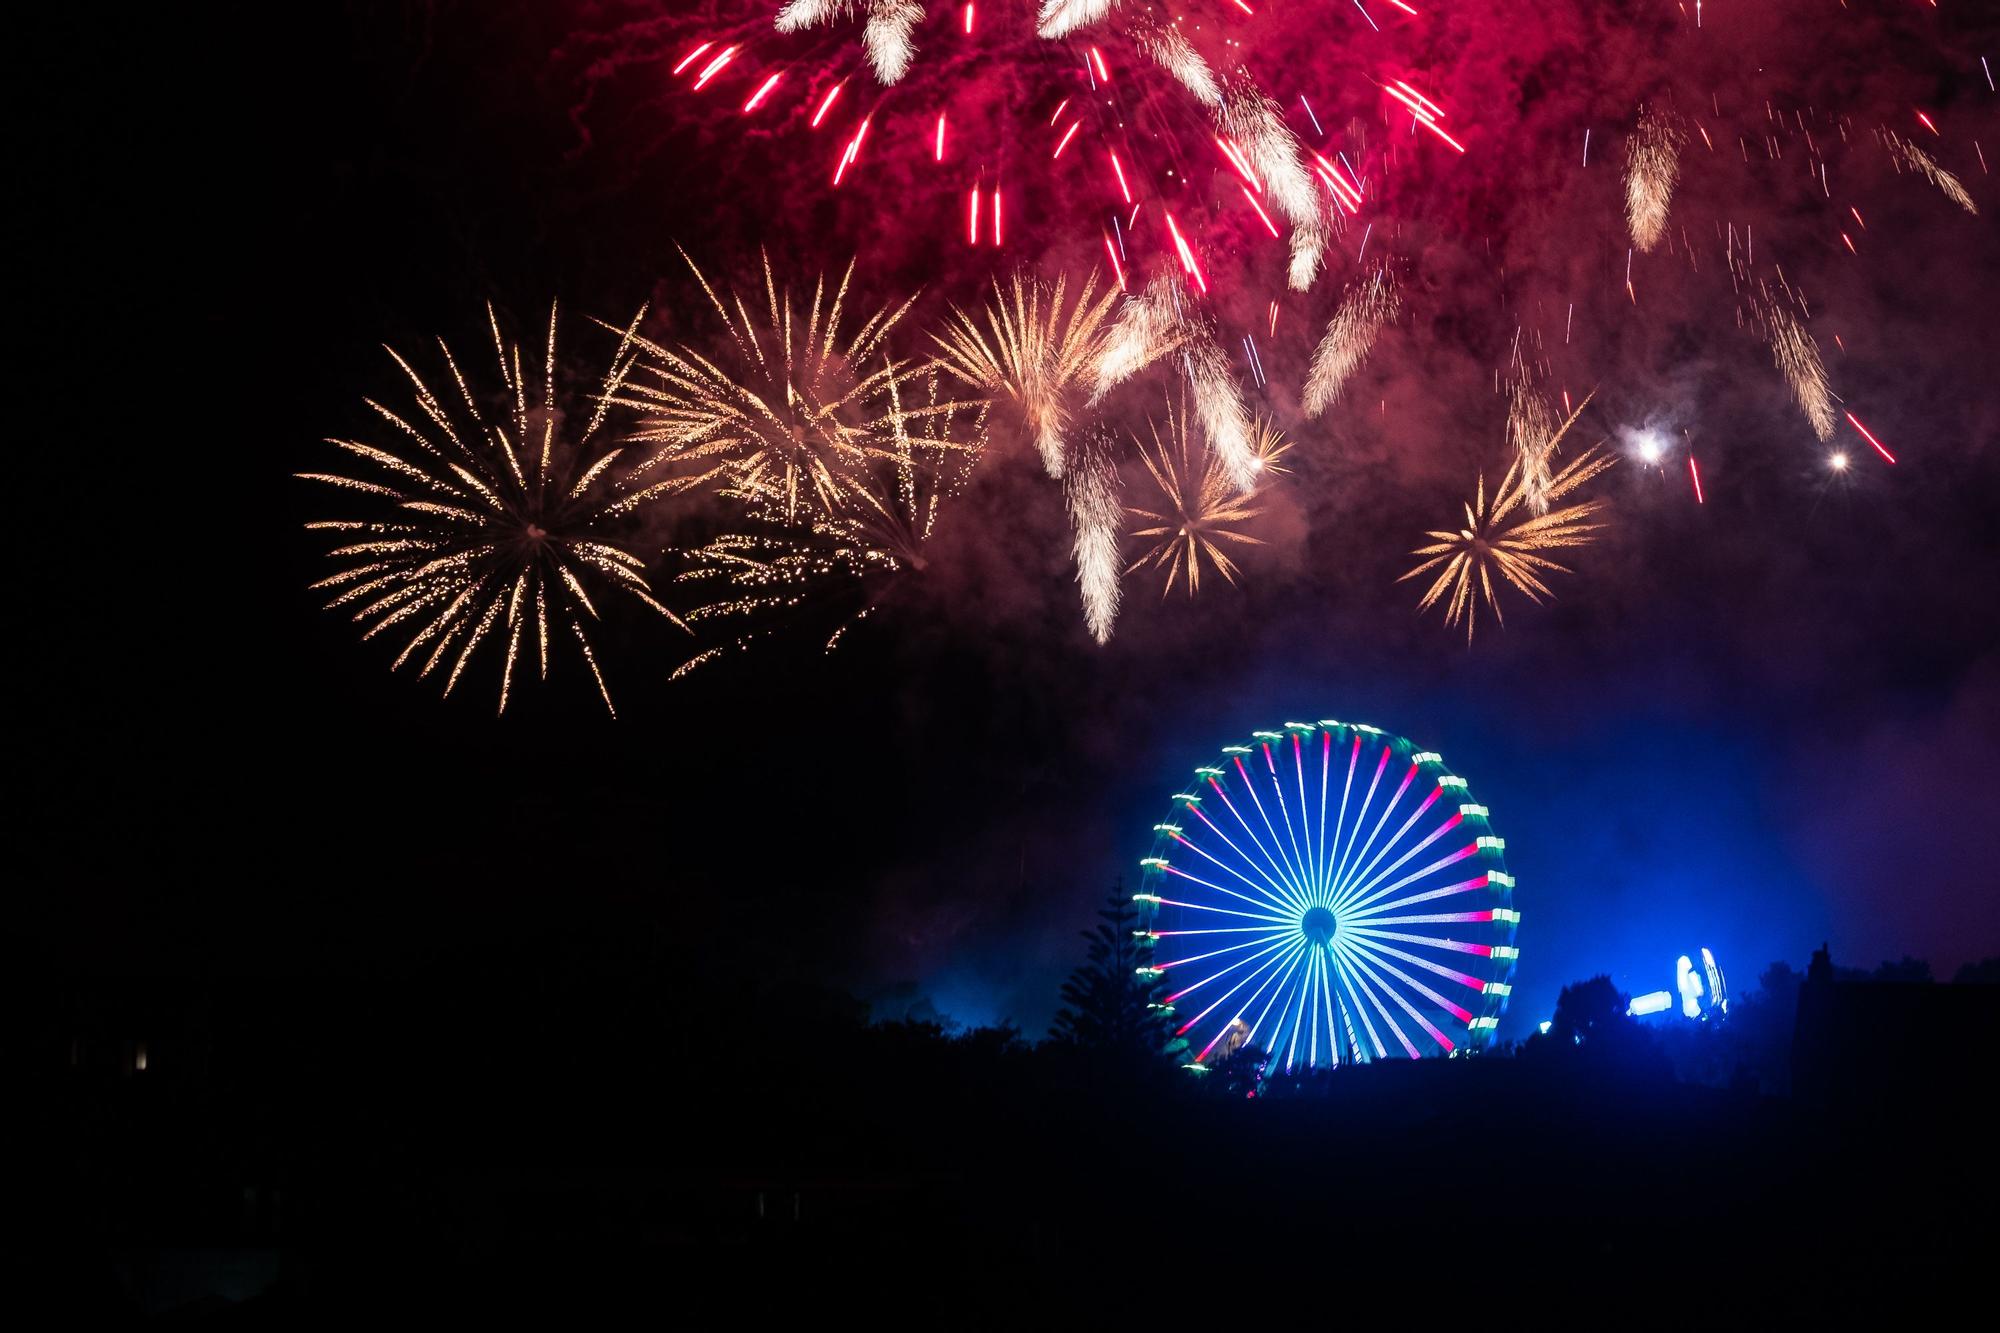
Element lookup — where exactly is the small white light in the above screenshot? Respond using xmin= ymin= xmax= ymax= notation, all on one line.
xmin=1829 ymin=451 xmax=1849 ymax=472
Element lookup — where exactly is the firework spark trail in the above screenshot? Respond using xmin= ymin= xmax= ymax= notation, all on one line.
xmin=1509 ymin=386 xmax=1595 ymax=516
xmin=1756 ymin=294 xmax=1837 ymax=440
xmin=1881 ymin=128 xmax=1979 ymax=214
xmin=1401 ymin=443 xmax=1616 ymax=644
xmin=1220 ymin=81 xmax=1332 ymax=290
xmin=1089 ymin=271 xmax=1191 ymax=403
xmin=1036 ymin=0 xmax=1121 ymax=39
xmin=1181 ymin=336 xmax=1259 ymax=492
xmin=1303 ymin=267 xmax=1397 ymax=417
xmin=1065 ymin=423 xmax=1124 ymax=642
xmin=299 ymin=303 xmax=693 ymax=716
xmin=1127 ymin=387 xmax=1270 ymax=596
xmin=613 ymin=251 xmax=973 ymax=522
xmin=1625 ymin=104 xmax=1686 ymax=251
xmin=775 ymin=0 xmax=923 ymax=83
xmin=1130 ymin=14 xmax=1223 ymax=108
xmin=932 ymin=271 xmax=1122 ymax=478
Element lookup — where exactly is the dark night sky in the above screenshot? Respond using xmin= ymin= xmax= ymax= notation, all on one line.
xmin=34 ymin=1 xmax=1999 ymax=1038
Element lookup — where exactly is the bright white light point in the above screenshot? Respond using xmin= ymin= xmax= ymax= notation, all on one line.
xmin=1636 ymin=433 xmax=1665 ymax=465
xmin=1829 ymin=452 xmax=1849 ymax=472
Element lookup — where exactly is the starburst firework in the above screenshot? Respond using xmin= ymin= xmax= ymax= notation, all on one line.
xmin=615 ymin=251 xmax=968 ymax=523
xmin=1127 ymin=388 xmax=1270 ymax=596
xmin=932 ymin=270 xmax=1123 ymax=478
xmin=299 ymin=303 xmax=693 ymax=716
xmin=1402 ymin=442 xmax=1615 ymax=643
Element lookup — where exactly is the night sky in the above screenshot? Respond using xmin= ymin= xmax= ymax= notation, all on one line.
xmin=41 ymin=1 xmax=1999 ymax=1039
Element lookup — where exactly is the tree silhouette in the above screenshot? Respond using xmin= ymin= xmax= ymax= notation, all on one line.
xmin=1050 ymin=883 xmax=1181 ymax=1064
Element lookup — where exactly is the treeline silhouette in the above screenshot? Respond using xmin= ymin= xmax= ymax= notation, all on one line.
xmin=41 ymin=900 xmax=1998 ymax=1318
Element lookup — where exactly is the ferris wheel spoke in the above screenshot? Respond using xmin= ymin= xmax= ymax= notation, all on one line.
xmin=1178 ymin=937 xmax=1306 ymax=1048
xmin=1231 ymin=757 xmax=1309 ymax=900
xmin=1336 ymin=939 xmax=1458 ymax=1053
xmin=1338 ymin=933 xmax=1489 ymax=991
xmin=1164 ymin=934 xmax=1299 ymax=1009
xmin=1257 ymin=743 xmax=1312 ymax=903
xmin=1281 ymin=955 xmax=1316 ymax=1073
xmin=1175 ymin=809 xmax=1309 ymax=914
xmin=1342 ymin=873 xmax=1492 ymax=921
xmin=1314 ymin=730 xmax=1336 ymax=901
xmin=1331 ymin=967 xmax=1363 ymax=1064
xmin=1340 ymin=936 xmax=1476 ymax=1024
xmin=1151 ymin=892 xmax=1294 ymax=925
xmin=1155 ymin=925 xmax=1297 ymax=938
xmin=1334 ymin=780 xmax=1439 ymax=903
xmin=1326 ymin=760 xmax=1417 ymax=906
xmin=1200 ymin=944 xmax=1310 ymax=1065
xmin=1345 ymin=925 xmax=1493 ymax=957
xmin=1359 ymin=910 xmax=1503 ymax=927
xmin=1331 ymin=940 xmax=1420 ymax=1058
xmin=1240 ymin=941 xmax=1313 ymax=1063
xmin=1328 ymin=949 xmax=1388 ymax=1061
xmin=1157 ymin=931 xmax=1296 ymax=973
xmin=1332 ymin=816 xmax=1473 ymax=916
xmin=1324 ymin=744 xmax=1389 ymax=906
xmin=1162 ymin=865 xmax=1298 ymax=922
xmin=1292 ymin=735 xmax=1317 ymax=905
xmin=1318 ymin=732 xmax=1359 ymax=901
xmin=1205 ymin=779 xmax=1313 ymax=907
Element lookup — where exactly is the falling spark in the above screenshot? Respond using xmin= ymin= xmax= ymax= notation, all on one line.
xmin=743 ymin=72 xmax=784 ymax=113
xmin=1402 ymin=443 xmax=1616 ymax=643
xmin=1844 ymin=411 xmax=1898 ymax=464
xmin=1882 ymin=129 xmax=1979 ymax=213
xmin=299 ymin=303 xmax=692 ymax=716
xmin=1303 ymin=267 xmax=1397 ymax=417
xmin=1757 ymin=296 xmax=1837 ymax=441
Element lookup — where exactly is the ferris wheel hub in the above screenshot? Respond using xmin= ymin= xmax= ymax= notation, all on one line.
xmin=1300 ymin=905 xmax=1338 ymax=947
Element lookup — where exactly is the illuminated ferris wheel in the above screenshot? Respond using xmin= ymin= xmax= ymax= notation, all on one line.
xmin=1136 ymin=719 xmax=1519 ymax=1074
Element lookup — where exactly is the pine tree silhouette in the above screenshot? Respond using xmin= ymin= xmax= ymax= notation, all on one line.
xmin=1051 ymin=882 xmax=1180 ymax=1062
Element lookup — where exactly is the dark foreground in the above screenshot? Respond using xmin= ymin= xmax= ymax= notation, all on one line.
xmin=42 ymin=969 xmax=1989 ymax=1321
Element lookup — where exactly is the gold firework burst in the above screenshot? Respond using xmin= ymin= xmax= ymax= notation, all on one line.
xmin=931 ymin=270 xmax=1125 ymax=478
xmin=615 ymin=250 xmax=970 ymax=522
xmin=1127 ymin=389 xmax=1269 ymax=597
xmin=299 ymin=303 xmax=693 ymax=717
xmin=1401 ymin=442 xmax=1615 ymax=643
xmin=671 ymin=372 xmax=986 ymax=676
